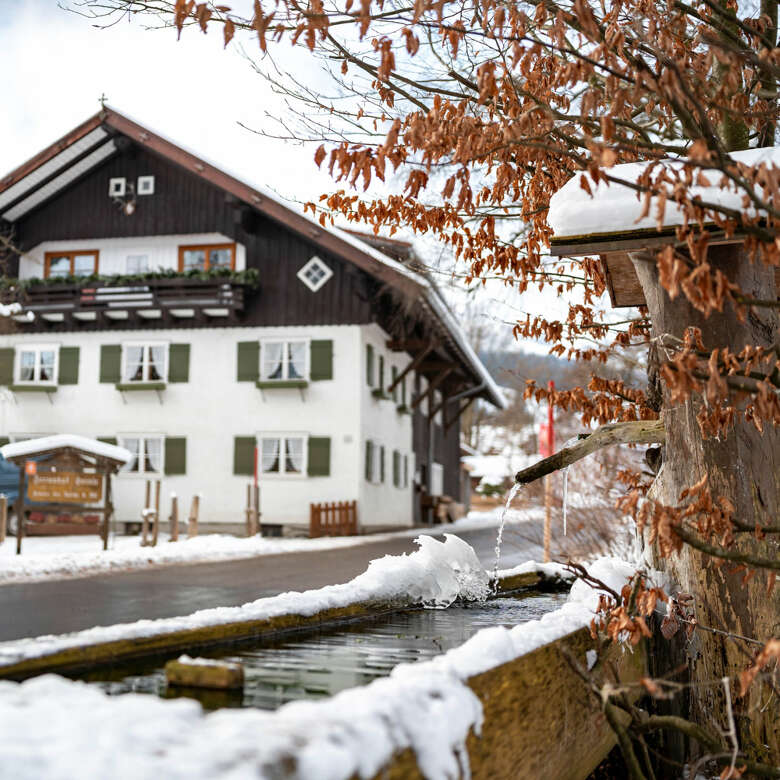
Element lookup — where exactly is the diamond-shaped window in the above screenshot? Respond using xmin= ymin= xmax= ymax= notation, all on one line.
xmin=297 ymin=256 xmax=333 ymax=292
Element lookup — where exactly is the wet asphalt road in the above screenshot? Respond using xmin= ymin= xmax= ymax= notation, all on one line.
xmin=0 ymin=526 xmax=542 ymax=641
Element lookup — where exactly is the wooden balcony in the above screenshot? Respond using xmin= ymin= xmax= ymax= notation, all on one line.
xmin=3 ymin=275 xmax=257 ymax=328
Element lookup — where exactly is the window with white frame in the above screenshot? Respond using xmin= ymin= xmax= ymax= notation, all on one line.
xmin=16 ymin=345 xmax=58 ymax=385
xmin=260 ymin=434 xmax=306 ymax=475
xmin=431 ymin=462 xmax=444 ymax=496
xmin=122 ymin=343 xmax=168 ymax=383
xmin=260 ymin=340 xmax=308 ymax=382
xmin=119 ymin=435 xmax=164 ymax=475
xmin=364 ymin=439 xmax=384 ymax=483
xmin=297 ymin=256 xmax=333 ymax=292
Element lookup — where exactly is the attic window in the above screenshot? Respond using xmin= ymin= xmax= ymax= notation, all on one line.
xmin=137 ymin=176 xmax=155 ymax=195
xmin=108 ymin=178 xmax=126 ymax=197
xmin=297 ymin=256 xmax=333 ymax=292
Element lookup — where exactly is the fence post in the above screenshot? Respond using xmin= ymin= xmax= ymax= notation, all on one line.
xmin=0 ymin=495 xmax=6 ymax=545
xmin=149 ymin=480 xmax=161 ymax=547
xmin=169 ymin=494 xmax=179 ymax=542
xmin=187 ymin=495 xmax=200 ymax=538
xmin=140 ymin=479 xmax=151 ymax=546
xmin=245 ymin=484 xmax=254 ymax=537
xmin=253 ymin=484 xmax=260 ymax=536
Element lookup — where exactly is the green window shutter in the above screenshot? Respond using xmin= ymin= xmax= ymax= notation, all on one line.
xmin=365 ymin=440 xmax=373 ymax=481
xmin=392 ymin=450 xmax=400 ymax=487
xmin=164 ymin=437 xmax=187 ymax=475
xmin=99 ymin=345 xmax=121 ymax=384
xmin=366 ymin=344 xmax=374 ymax=386
xmin=0 ymin=348 xmax=14 ymax=386
xmin=97 ymin=437 xmax=118 ymax=446
xmin=403 ymin=455 xmax=409 ymax=487
xmin=57 ymin=347 xmax=80 ymax=385
xmin=237 ymin=342 xmax=259 ymax=382
xmin=307 ymin=436 xmax=331 ymax=476
xmin=380 ymin=445 xmax=385 ymax=483
xmin=234 ymin=436 xmax=256 ymax=475
xmin=168 ymin=344 xmax=190 ymax=383
xmin=0 ymin=437 xmax=9 ymax=447
xmin=401 ymin=376 xmax=407 ymax=406
xmin=391 ymin=367 xmax=398 ymax=402
xmin=378 ymin=355 xmax=385 ymax=391
xmin=310 ymin=340 xmax=333 ymax=381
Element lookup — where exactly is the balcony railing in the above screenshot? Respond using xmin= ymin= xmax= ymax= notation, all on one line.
xmin=2 ymin=273 xmax=258 ymax=326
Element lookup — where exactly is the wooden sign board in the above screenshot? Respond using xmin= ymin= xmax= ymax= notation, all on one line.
xmin=27 ymin=472 xmax=103 ymax=504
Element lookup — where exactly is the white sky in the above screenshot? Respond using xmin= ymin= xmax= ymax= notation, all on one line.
xmin=0 ymin=0 xmax=582 ymax=358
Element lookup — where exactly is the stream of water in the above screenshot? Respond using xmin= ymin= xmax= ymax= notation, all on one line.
xmin=491 ymin=481 xmax=523 ymax=593
xmin=78 ymin=593 xmax=567 ymax=712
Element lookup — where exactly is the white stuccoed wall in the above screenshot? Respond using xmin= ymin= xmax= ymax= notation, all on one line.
xmin=0 ymin=323 xmax=417 ymax=529
xmin=358 ymin=324 xmax=414 ymax=528
xmin=17 ymin=234 xmax=246 ymax=278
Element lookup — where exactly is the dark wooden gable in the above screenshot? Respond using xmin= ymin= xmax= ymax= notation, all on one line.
xmin=14 ymin=141 xmax=377 ymax=329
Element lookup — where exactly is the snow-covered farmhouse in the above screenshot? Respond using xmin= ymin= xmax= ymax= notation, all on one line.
xmin=0 ymin=107 xmax=503 ymax=534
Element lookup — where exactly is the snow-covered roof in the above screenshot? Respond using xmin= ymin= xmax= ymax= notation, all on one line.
xmin=548 ymin=146 xmax=780 ymax=241
xmin=0 ymin=435 xmax=133 ymax=464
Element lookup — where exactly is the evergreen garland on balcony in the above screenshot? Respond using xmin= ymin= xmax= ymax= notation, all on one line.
xmin=1 ymin=266 xmax=260 ymax=292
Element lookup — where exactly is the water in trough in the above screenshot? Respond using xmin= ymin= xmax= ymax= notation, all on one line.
xmin=79 ymin=592 xmax=567 ymax=712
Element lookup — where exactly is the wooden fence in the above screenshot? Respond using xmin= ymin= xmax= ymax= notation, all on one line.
xmin=309 ymin=500 xmax=358 ymax=537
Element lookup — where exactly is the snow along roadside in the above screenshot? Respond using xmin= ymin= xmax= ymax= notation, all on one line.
xmin=0 ymin=507 xmax=542 ymax=585
xmin=0 ymin=556 xmax=635 ymax=780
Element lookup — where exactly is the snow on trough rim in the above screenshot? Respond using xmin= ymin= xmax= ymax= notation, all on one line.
xmin=0 ymin=555 xmax=636 ymax=780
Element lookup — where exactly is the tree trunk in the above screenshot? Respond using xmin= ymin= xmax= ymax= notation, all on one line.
xmin=631 ymin=245 xmax=780 ymax=765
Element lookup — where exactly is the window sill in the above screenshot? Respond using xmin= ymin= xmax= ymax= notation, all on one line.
xmin=115 ymin=382 xmax=167 ymax=392
xmin=371 ymin=389 xmax=390 ymax=400
xmin=10 ymin=384 xmax=58 ymax=393
xmin=396 ymin=404 xmax=411 ymax=415
xmin=256 ymin=380 xmax=309 ymax=389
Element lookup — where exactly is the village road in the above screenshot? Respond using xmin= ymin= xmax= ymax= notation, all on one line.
xmin=0 ymin=525 xmax=542 ymax=641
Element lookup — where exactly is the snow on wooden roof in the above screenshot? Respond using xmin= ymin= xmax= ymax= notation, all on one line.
xmin=0 ymin=435 xmax=133 ymax=464
xmin=547 ymin=146 xmax=780 ymax=245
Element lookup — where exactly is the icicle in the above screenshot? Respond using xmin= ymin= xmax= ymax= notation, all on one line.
xmin=562 ymin=465 xmax=569 ymax=536
xmin=491 ymin=482 xmax=522 ymax=595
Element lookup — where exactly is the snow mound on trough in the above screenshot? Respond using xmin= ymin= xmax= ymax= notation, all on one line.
xmin=0 ymin=535 xmax=486 ymax=666
xmin=0 ymin=554 xmax=641 ymax=780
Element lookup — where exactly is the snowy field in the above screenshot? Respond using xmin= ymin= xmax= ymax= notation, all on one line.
xmin=0 ymin=554 xmax=637 ymax=780
xmin=0 ymin=507 xmax=541 ymax=585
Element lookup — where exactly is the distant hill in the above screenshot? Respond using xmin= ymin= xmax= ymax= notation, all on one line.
xmin=478 ymin=347 xmax=644 ymax=392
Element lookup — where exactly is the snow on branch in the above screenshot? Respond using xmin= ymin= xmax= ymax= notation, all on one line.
xmin=514 ymin=420 xmax=665 ymax=485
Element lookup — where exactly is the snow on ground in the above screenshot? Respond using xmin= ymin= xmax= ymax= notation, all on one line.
xmin=0 ymin=506 xmax=539 ymax=585
xmin=0 ymin=556 xmax=639 ymax=780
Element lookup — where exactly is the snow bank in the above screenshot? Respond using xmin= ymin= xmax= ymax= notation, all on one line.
xmin=0 ymin=556 xmax=638 ymax=780
xmin=548 ymin=145 xmax=780 ymax=239
xmin=0 ymin=507 xmax=538 ymax=585
xmin=0 ymin=535 xmax=487 ymax=666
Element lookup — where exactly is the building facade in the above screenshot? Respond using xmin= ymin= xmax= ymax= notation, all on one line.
xmin=0 ymin=107 xmax=503 ymax=532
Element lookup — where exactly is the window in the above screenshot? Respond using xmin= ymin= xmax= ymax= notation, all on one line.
xmin=260 ymin=435 xmax=306 ymax=475
xmin=120 ymin=435 xmax=163 ymax=475
xmin=178 ymin=243 xmax=235 ymax=272
xmin=44 ymin=250 xmax=98 ymax=279
xmin=260 ymin=340 xmax=308 ymax=382
xmin=137 ymin=176 xmax=155 ymax=195
xmin=122 ymin=343 xmax=167 ymax=384
xmin=365 ymin=439 xmax=385 ymax=483
xmin=297 ymin=256 xmax=333 ymax=292
xmin=431 ymin=462 xmax=444 ymax=496
xmin=126 ymin=254 xmax=149 ymax=274
xmin=392 ymin=450 xmax=401 ymax=488
xmin=16 ymin=345 xmax=58 ymax=385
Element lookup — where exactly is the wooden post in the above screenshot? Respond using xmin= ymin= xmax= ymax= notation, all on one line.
xmin=543 ymin=474 xmax=552 ymax=563
xmin=0 ymin=495 xmax=6 ymax=545
xmin=187 ymin=494 xmax=200 ymax=538
xmin=253 ymin=484 xmax=260 ymax=536
xmin=245 ymin=484 xmax=252 ymax=537
xmin=15 ymin=467 xmax=24 ymax=555
xmin=169 ymin=494 xmax=179 ymax=542
xmin=141 ymin=479 xmax=151 ymax=546
xmin=151 ymin=479 xmax=161 ymax=547
xmin=102 ymin=472 xmax=112 ymax=551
